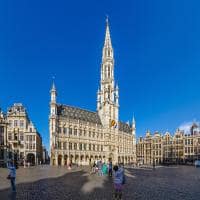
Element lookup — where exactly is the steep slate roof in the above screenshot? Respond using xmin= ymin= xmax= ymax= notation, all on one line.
xmin=57 ymin=104 xmax=132 ymax=134
xmin=57 ymin=104 xmax=102 ymax=125
xmin=118 ymin=121 xmax=132 ymax=134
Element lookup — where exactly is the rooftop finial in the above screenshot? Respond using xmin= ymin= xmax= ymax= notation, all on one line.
xmin=51 ymin=76 xmax=56 ymax=91
xmin=106 ymin=15 xmax=109 ymax=25
xmin=132 ymin=114 xmax=135 ymax=124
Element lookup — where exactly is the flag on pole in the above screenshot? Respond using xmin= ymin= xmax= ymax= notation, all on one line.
xmin=110 ymin=120 xmax=117 ymax=128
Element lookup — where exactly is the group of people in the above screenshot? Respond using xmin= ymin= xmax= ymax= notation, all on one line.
xmin=90 ymin=160 xmax=125 ymax=199
xmin=7 ymin=159 xmax=125 ymax=199
xmin=90 ymin=160 xmax=113 ymax=176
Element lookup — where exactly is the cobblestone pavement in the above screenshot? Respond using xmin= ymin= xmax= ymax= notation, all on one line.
xmin=0 ymin=165 xmax=200 ymax=200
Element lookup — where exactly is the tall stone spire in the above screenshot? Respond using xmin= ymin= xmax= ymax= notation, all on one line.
xmin=98 ymin=18 xmax=119 ymax=128
xmin=132 ymin=115 xmax=136 ymax=132
xmin=102 ymin=17 xmax=113 ymax=61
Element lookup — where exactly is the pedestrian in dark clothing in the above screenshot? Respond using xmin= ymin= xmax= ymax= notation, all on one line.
xmin=7 ymin=160 xmax=16 ymax=192
xmin=108 ymin=161 xmax=113 ymax=177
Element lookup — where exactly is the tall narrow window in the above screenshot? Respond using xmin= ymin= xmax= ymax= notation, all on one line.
xmin=84 ymin=129 xmax=86 ymax=137
xmin=108 ymin=86 xmax=111 ymax=100
xmin=74 ymin=127 xmax=77 ymax=136
xmin=20 ymin=120 xmax=24 ymax=128
xmin=104 ymin=65 xmax=107 ymax=78
xmin=108 ymin=66 xmax=110 ymax=78
xmin=79 ymin=129 xmax=82 ymax=136
xmin=63 ymin=142 xmax=67 ymax=150
xmin=69 ymin=127 xmax=72 ymax=135
xmin=14 ymin=120 xmax=18 ymax=127
xmin=9 ymin=120 xmax=13 ymax=127
xmin=69 ymin=143 xmax=72 ymax=150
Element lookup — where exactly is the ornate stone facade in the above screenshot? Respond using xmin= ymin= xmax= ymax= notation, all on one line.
xmin=0 ymin=108 xmax=8 ymax=166
xmin=50 ymin=19 xmax=136 ymax=166
xmin=137 ymin=124 xmax=200 ymax=165
xmin=6 ymin=103 xmax=42 ymax=165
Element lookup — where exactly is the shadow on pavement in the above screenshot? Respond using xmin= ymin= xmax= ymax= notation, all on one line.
xmin=0 ymin=169 xmax=115 ymax=200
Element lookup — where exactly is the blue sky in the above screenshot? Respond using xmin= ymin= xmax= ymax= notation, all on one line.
xmin=1 ymin=0 xmax=200 ymax=150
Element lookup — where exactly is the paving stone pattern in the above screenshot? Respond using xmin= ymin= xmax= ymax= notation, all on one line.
xmin=0 ymin=165 xmax=200 ymax=200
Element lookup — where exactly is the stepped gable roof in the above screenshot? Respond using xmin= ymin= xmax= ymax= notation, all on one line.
xmin=57 ymin=104 xmax=102 ymax=125
xmin=118 ymin=121 xmax=132 ymax=134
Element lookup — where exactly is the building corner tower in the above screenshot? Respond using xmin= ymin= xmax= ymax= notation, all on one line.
xmin=49 ymin=81 xmax=57 ymax=165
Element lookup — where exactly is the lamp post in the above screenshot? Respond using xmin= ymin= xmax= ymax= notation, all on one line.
xmin=24 ymin=133 xmax=26 ymax=168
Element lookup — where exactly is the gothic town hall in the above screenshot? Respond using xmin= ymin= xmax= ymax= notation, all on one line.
xmin=49 ymin=19 xmax=136 ymax=166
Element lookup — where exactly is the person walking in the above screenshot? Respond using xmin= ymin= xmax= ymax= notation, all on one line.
xmin=7 ymin=160 xmax=16 ymax=193
xmin=113 ymin=165 xmax=124 ymax=199
xmin=108 ymin=161 xmax=113 ymax=177
xmin=102 ymin=162 xmax=108 ymax=175
xmin=91 ymin=161 xmax=96 ymax=174
xmin=98 ymin=161 xmax=103 ymax=176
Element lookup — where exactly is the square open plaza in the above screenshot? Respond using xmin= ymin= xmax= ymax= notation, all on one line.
xmin=1 ymin=18 xmax=200 ymax=200
xmin=0 ymin=165 xmax=200 ymax=199
xmin=1 ymin=0 xmax=200 ymax=198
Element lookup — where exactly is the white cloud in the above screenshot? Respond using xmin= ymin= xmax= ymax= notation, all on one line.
xmin=178 ymin=121 xmax=199 ymax=133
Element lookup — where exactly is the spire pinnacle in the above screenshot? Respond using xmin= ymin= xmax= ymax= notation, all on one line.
xmin=116 ymin=83 xmax=119 ymax=90
xmin=104 ymin=17 xmax=112 ymax=48
xmin=51 ymin=76 xmax=56 ymax=91
xmin=132 ymin=115 xmax=135 ymax=124
xmin=106 ymin=15 xmax=109 ymax=25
